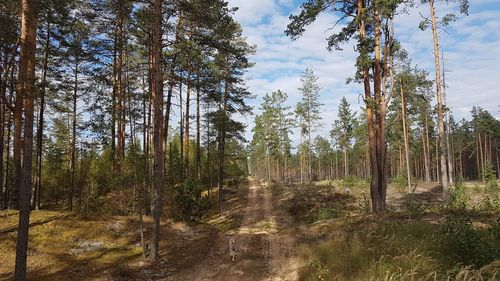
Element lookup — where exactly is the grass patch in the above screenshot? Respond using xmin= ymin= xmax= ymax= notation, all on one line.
xmin=0 ymin=214 xmax=145 ymax=280
xmin=314 ymin=207 xmax=343 ymax=222
xmin=299 ymin=219 xmax=500 ymax=281
xmin=0 ymin=210 xmax=72 ymax=234
xmin=286 ymin=186 xmax=355 ymax=224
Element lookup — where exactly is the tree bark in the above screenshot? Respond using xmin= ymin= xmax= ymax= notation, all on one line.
xmin=14 ymin=0 xmax=38 ymax=278
xmin=442 ymin=51 xmax=454 ymax=186
xmin=184 ymin=70 xmax=191 ymax=177
xmin=429 ymin=0 xmax=449 ymax=199
xmin=179 ymin=72 xmax=184 ymax=182
xmin=423 ymin=115 xmax=431 ymax=182
xmin=149 ymin=0 xmax=164 ymax=263
xmin=33 ymin=17 xmax=51 ymax=210
xmin=196 ymin=74 xmax=201 ymax=181
xmin=368 ymin=2 xmax=387 ymax=212
xmin=69 ymin=58 xmax=78 ymax=212
xmin=116 ymin=0 xmax=126 ymax=171
xmin=344 ymin=147 xmax=348 ymax=177
xmin=3 ymin=73 xmax=14 ymax=209
xmin=218 ymin=66 xmax=229 ymax=214
xmin=401 ymin=83 xmax=411 ymax=192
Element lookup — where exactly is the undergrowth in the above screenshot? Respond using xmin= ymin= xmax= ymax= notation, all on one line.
xmin=300 ymin=219 xmax=500 ymax=281
xmin=175 ymin=179 xmax=211 ymax=221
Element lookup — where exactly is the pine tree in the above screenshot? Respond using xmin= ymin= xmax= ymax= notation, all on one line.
xmin=419 ymin=0 xmax=469 ymax=199
xmin=250 ymin=90 xmax=293 ymax=181
xmin=287 ymin=0 xmax=402 ymax=212
xmin=149 ymin=0 xmax=164 ymax=263
xmin=295 ymin=68 xmax=321 ymax=183
xmin=330 ymin=97 xmax=356 ymax=178
xmin=14 ymin=0 xmax=38 ymax=279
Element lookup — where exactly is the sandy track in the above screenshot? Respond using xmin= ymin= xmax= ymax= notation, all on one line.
xmin=167 ymin=181 xmax=299 ymax=281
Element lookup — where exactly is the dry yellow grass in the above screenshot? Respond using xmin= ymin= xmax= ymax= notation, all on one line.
xmin=0 ymin=212 xmax=145 ymax=280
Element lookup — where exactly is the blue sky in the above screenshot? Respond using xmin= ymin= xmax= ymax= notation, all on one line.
xmin=225 ymin=0 xmax=500 ymax=144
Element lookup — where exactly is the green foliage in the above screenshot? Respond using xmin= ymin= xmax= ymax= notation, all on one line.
xmin=315 ymin=207 xmax=342 ymax=221
xmin=300 ymin=222 xmax=443 ymax=281
xmin=482 ymin=165 xmax=498 ymax=188
xmin=330 ymin=97 xmax=357 ymax=152
xmin=296 ymin=68 xmax=322 ymax=135
xmin=301 ymin=217 xmax=500 ymax=281
xmin=403 ymin=198 xmax=426 ymax=218
xmin=174 ymin=179 xmax=211 ymax=221
xmin=342 ymin=176 xmax=368 ymax=189
xmin=490 ymin=218 xmax=500 ymax=243
xmin=442 ymin=215 xmax=498 ymax=267
xmin=307 ymin=259 xmax=330 ymax=281
xmin=447 ymin=182 xmax=470 ymax=211
xmin=250 ymin=90 xmax=293 ymax=180
xmin=481 ymin=179 xmax=500 ymax=213
xmin=392 ymin=172 xmax=408 ymax=191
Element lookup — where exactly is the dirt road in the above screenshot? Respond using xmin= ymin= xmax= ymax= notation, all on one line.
xmin=168 ymin=181 xmax=299 ymax=281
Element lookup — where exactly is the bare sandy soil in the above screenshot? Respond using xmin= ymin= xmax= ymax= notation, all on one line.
xmin=166 ymin=180 xmax=300 ymax=281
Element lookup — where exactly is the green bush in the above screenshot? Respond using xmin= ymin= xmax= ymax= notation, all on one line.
xmin=490 ymin=218 xmax=500 ymax=243
xmin=342 ymin=176 xmax=369 ymax=189
xmin=481 ymin=172 xmax=500 ymax=213
xmin=482 ymin=165 xmax=497 ymax=187
xmin=447 ymin=182 xmax=469 ymax=210
xmin=299 ymin=222 xmax=442 ymax=281
xmin=442 ymin=215 xmax=497 ymax=267
xmin=175 ymin=179 xmax=211 ymax=221
xmin=403 ymin=197 xmax=426 ymax=218
xmin=315 ymin=207 xmax=342 ymax=221
xmin=482 ymin=194 xmax=500 ymax=213
xmin=392 ymin=172 xmax=408 ymax=191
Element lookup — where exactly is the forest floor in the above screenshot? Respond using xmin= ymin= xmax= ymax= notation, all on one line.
xmin=0 ymin=179 xmax=300 ymax=281
xmin=0 ymin=179 xmax=499 ymax=280
xmin=163 ymin=179 xmax=300 ymax=281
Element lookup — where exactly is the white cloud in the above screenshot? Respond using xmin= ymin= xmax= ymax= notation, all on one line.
xmin=229 ymin=1 xmax=500 ymax=143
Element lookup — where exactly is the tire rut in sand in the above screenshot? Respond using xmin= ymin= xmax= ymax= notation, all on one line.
xmin=166 ymin=181 xmax=298 ymax=281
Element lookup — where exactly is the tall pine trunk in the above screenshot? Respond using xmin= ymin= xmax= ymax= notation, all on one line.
xmin=343 ymin=147 xmax=348 ymax=177
xmin=401 ymin=83 xmax=411 ymax=192
xmin=184 ymin=70 xmax=191 ymax=177
xmin=218 ymin=68 xmax=229 ymax=214
xmin=69 ymin=58 xmax=78 ymax=211
xmin=150 ymin=0 xmax=164 ymax=262
xmin=196 ymin=74 xmax=201 ymax=180
xmin=33 ymin=17 xmax=51 ymax=210
xmin=179 ymin=72 xmax=184 ymax=182
xmin=115 ymin=0 xmax=126 ymax=171
xmin=423 ymin=115 xmax=431 ymax=182
xmin=14 ymin=0 xmax=38 ymax=278
xmin=429 ymin=0 xmax=449 ymax=199
xmin=3 ymin=74 xmax=14 ymax=209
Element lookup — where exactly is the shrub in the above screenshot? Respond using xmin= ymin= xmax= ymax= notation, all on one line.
xmin=299 ymin=222 xmax=442 ymax=281
xmin=482 ymin=165 xmax=497 ymax=188
xmin=315 ymin=207 xmax=342 ymax=221
xmin=489 ymin=218 xmax=500 ymax=246
xmin=447 ymin=182 xmax=470 ymax=210
xmin=403 ymin=197 xmax=426 ymax=218
xmin=482 ymin=173 xmax=500 ymax=213
xmin=392 ymin=172 xmax=408 ymax=191
xmin=357 ymin=192 xmax=371 ymax=213
xmin=342 ymin=176 xmax=369 ymax=189
xmin=482 ymin=194 xmax=500 ymax=213
xmin=175 ymin=179 xmax=211 ymax=221
xmin=442 ymin=215 xmax=497 ymax=267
